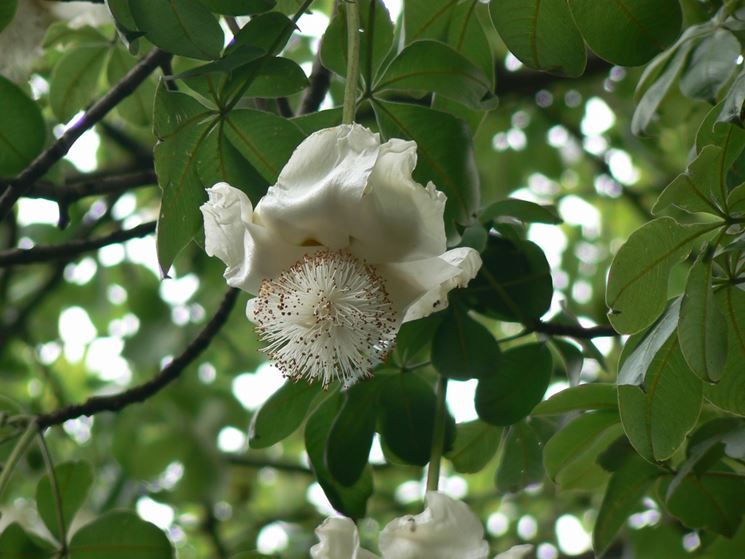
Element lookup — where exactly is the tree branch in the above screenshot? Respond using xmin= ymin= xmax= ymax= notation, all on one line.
xmin=0 ymin=221 xmax=155 ymax=267
xmin=300 ymin=55 xmax=332 ymax=115
xmin=532 ymin=320 xmax=618 ymax=338
xmin=27 ymin=169 xmax=156 ymax=204
xmin=0 ymin=48 xmax=170 ymax=222
xmin=37 ymin=288 xmax=239 ymax=429
xmin=495 ymin=56 xmax=612 ymax=98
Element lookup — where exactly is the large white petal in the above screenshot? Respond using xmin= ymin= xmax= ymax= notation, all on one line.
xmin=255 ymin=124 xmax=380 ymax=250
xmin=255 ymin=125 xmax=449 ymax=264
xmin=348 ymin=142 xmax=447 ymax=263
xmin=378 ymin=492 xmax=489 ymax=559
xmin=310 ymin=517 xmax=380 ymax=559
xmin=375 ymin=247 xmax=482 ymax=322
xmin=200 ymin=183 xmax=307 ymax=293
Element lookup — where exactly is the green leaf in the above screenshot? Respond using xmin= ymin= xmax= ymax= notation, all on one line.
xmin=200 ymin=0 xmax=275 ymax=15
xmin=49 ymin=45 xmax=109 ymax=122
xmin=320 ymin=0 xmax=394 ymax=84
xmin=231 ymin=12 xmax=294 ymax=56
xmin=679 ymin=30 xmax=740 ymax=101
xmin=543 ymin=411 xmax=623 ymax=490
xmin=551 ymin=339 xmax=584 ymax=385
xmin=130 ymin=0 xmax=224 ymax=60
xmin=446 ymin=0 xmax=494 ymax=86
xmin=593 ymin=454 xmax=662 ymax=556
xmin=223 ymin=109 xmax=305 ymax=183
xmin=718 ymin=68 xmax=745 ymax=123
xmin=476 ymin=343 xmax=552 ymax=426
xmin=393 ymin=315 xmax=442 ymax=366
xmin=532 ymin=383 xmax=618 ymax=415
xmin=0 ymin=76 xmax=45 ymax=176
xmin=327 ymin=381 xmax=381 ymax=486
xmin=678 ymin=255 xmax=727 ymax=382
xmin=378 ymin=373 xmax=455 ymax=466
xmin=0 ymin=0 xmax=17 ymax=33
xmin=43 ymin=22 xmax=109 ymax=49
xmin=197 ymin=121 xmax=269 ymax=203
xmin=632 ymin=41 xmax=693 ymax=135
xmin=446 ymin=420 xmax=502 ymax=474
xmin=432 ymin=306 xmax=501 ymax=380
xmin=374 ymin=40 xmax=491 ymax=109
xmin=291 ymin=109 xmax=343 ymax=135
xmin=495 ymin=420 xmax=544 ymax=493
xmin=68 ymin=511 xmax=173 ymax=558
xmin=704 ymin=287 xmax=745 ymax=415
xmin=373 ymin=100 xmax=479 ymax=227
xmin=36 ymin=461 xmax=94 ymax=542
xmin=654 ymin=135 xmax=745 ymax=215
xmin=107 ymin=45 xmax=155 ymax=126
xmin=107 ymin=0 xmax=138 ymax=32
xmin=154 ymin=104 xmax=214 ymax=275
xmin=241 ymin=57 xmax=309 ymax=98
xmin=248 ymin=380 xmax=322 ymax=448
xmin=606 ymin=217 xmax=717 ymax=334
xmin=305 ymin=392 xmax=373 ymax=519
xmin=403 ymin=0 xmax=457 ymax=44
xmin=619 ymin=335 xmax=703 ymax=462
xmin=665 ymin=470 xmax=745 ymax=537
xmin=0 ymin=523 xmax=54 ymax=558
xmin=569 ymin=0 xmax=682 ymax=66
xmin=466 ymin=235 xmax=553 ymax=322
xmin=490 ymin=0 xmax=586 ymax=77
xmin=481 ymin=198 xmax=562 ymax=225
xmin=617 ymin=298 xmax=680 ymax=386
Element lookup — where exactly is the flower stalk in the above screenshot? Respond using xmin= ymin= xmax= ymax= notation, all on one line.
xmin=0 ymin=419 xmax=37 ymax=501
xmin=342 ymin=0 xmax=361 ymax=124
xmin=426 ymin=375 xmax=449 ymax=492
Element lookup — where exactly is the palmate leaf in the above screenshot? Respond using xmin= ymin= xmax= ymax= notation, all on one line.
xmin=374 ymin=40 xmax=491 ymax=109
xmin=606 ymin=217 xmax=718 ymax=334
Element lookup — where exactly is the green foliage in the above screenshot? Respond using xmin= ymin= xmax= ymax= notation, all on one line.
xmin=0 ymin=77 xmax=45 ymax=176
xmin=3 ymin=1 xmax=745 ymax=556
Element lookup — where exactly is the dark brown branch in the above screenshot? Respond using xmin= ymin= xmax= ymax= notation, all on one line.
xmin=532 ymin=320 xmax=618 ymax=338
xmin=0 ymin=48 xmax=170 ymax=222
xmin=300 ymin=57 xmax=332 ymax=115
xmin=0 ymin=221 xmax=155 ymax=267
xmin=37 ymin=288 xmax=239 ymax=429
xmin=28 ymin=169 xmax=157 ymax=204
xmin=276 ymin=97 xmax=294 ymax=118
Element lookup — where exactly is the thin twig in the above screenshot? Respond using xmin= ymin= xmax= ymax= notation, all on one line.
xmin=531 ymin=320 xmax=618 ymax=338
xmin=202 ymin=504 xmax=229 ymax=559
xmin=0 ymin=221 xmax=156 ymax=267
xmin=0 ymin=48 xmax=171 ymax=222
xmin=27 ymin=169 xmax=156 ymax=204
xmin=38 ymin=432 xmax=67 ymax=550
xmin=37 ymin=288 xmax=239 ymax=429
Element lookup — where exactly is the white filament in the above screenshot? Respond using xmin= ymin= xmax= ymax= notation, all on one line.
xmin=253 ymin=250 xmax=398 ymax=387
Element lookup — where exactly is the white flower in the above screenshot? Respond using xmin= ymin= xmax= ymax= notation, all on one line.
xmin=311 ymin=493 xmax=493 ymax=559
xmin=310 ymin=517 xmax=380 ymax=559
xmin=378 ymin=492 xmax=489 ymax=559
xmin=201 ymin=124 xmax=481 ymax=387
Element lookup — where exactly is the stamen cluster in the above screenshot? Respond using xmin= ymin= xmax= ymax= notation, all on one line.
xmin=253 ymin=250 xmax=398 ymax=387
